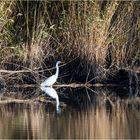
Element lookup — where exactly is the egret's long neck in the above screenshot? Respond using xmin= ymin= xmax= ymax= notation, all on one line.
xmin=55 ymin=63 xmax=59 ymax=77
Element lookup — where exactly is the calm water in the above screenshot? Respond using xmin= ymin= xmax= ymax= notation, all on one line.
xmin=0 ymin=86 xmax=139 ymax=139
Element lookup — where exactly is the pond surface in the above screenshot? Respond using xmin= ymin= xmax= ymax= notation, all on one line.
xmin=0 ymin=86 xmax=139 ymax=139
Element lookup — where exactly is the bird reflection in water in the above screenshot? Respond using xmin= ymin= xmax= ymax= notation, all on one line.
xmin=40 ymin=86 xmax=61 ymax=113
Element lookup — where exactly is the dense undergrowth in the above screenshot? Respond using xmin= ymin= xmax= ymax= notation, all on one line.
xmin=0 ymin=1 xmax=139 ymax=85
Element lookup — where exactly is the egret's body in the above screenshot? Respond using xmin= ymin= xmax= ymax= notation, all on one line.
xmin=41 ymin=61 xmax=61 ymax=87
xmin=40 ymin=86 xmax=60 ymax=112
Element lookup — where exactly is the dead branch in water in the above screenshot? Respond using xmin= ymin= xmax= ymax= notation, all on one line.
xmin=54 ymin=83 xmax=124 ymax=88
xmin=0 ymin=97 xmax=67 ymax=109
xmin=12 ymin=83 xmax=125 ymax=88
xmin=0 ymin=99 xmax=31 ymax=104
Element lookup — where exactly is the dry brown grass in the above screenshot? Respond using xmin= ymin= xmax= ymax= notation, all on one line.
xmin=0 ymin=1 xmax=139 ymax=84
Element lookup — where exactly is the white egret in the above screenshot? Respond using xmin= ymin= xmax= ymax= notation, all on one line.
xmin=40 ymin=86 xmax=60 ymax=112
xmin=41 ymin=61 xmax=61 ymax=87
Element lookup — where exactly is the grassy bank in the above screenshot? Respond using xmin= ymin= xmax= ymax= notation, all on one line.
xmin=0 ymin=1 xmax=139 ymax=84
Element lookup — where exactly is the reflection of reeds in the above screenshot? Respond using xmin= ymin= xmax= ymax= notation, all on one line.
xmin=57 ymin=103 xmax=140 ymax=139
xmin=0 ymin=99 xmax=139 ymax=139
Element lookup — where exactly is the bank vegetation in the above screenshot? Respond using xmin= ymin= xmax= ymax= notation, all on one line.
xmin=0 ymin=1 xmax=139 ymax=85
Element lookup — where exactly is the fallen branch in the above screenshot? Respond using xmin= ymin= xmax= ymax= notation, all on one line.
xmin=0 ymin=69 xmax=31 ymax=74
xmin=12 ymin=83 xmax=125 ymax=88
xmin=0 ymin=99 xmax=31 ymax=104
xmin=53 ymin=83 xmax=121 ymax=88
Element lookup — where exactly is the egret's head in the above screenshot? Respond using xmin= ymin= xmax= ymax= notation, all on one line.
xmin=56 ymin=61 xmax=61 ymax=65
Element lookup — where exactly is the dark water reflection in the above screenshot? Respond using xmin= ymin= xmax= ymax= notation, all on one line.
xmin=0 ymin=86 xmax=140 ymax=139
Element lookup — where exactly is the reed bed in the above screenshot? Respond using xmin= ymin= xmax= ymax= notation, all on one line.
xmin=0 ymin=1 xmax=139 ymax=84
